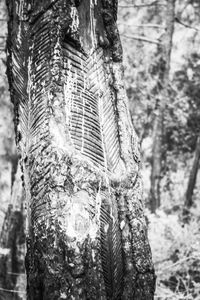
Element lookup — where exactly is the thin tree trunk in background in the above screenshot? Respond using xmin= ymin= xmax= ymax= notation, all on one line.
xmin=184 ymin=135 xmax=200 ymax=208
xmin=0 ymin=163 xmax=26 ymax=300
xmin=6 ymin=0 xmax=155 ymax=299
xmin=150 ymin=0 xmax=175 ymax=213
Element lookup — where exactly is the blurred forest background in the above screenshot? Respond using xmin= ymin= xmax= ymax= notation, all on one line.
xmin=0 ymin=0 xmax=200 ymax=299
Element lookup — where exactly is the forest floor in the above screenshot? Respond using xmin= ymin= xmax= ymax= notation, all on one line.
xmin=149 ymin=208 xmax=200 ymax=299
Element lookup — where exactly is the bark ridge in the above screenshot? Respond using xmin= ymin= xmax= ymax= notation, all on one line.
xmin=6 ymin=0 xmax=156 ymax=299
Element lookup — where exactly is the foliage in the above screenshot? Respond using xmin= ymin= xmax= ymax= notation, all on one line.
xmin=165 ymin=52 xmax=200 ymax=154
xmin=118 ymin=0 xmax=200 ymax=298
xmin=148 ymin=209 xmax=200 ymax=299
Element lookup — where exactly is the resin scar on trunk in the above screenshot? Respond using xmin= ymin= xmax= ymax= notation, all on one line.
xmin=6 ymin=0 xmax=155 ymax=299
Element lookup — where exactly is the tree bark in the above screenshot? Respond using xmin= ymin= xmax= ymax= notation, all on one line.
xmin=184 ymin=135 xmax=200 ymax=208
xmin=150 ymin=0 xmax=175 ymax=213
xmin=6 ymin=0 xmax=155 ymax=299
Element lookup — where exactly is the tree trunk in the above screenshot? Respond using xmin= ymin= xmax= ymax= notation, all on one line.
xmin=150 ymin=0 xmax=175 ymax=212
xmin=184 ymin=135 xmax=200 ymax=208
xmin=0 ymin=163 xmax=26 ymax=300
xmin=6 ymin=0 xmax=155 ymax=299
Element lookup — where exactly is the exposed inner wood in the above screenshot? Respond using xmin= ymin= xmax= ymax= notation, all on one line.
xmin=6 ymin=0 xmax=155 ymax=299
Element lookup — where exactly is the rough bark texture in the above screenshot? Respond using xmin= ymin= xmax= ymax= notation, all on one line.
xmin=184 ymin=135 xmax=200 ymax=208
xmin=150 ymin=0 xmax=175 ymax=213
xmin=6 ymin=0 xmax=155 ymax=299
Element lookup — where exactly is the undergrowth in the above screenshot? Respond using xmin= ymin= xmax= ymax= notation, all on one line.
xmin=148 ymin=206 xmax=200 ymax=300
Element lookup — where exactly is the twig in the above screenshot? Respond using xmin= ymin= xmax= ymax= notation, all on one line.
xmin=154 ymin=257 xmax=171 ymax=265
xmin=0 ymin=287 xmax=26 ymax=294
xmin=121 ymin=34 xmax=161 ymax=45
xmin=157 ymin=256 xmax=200 ymax=274
xmin=118 ymin=22 xmax=165 ymax=29
xmin=7 ymin=272 xmax=26 ymax=276
xmin=175 ymin=17 xmax=200 ymax=32
xmin=179 ymin=0 xmax=191 ymax=16
xmin=119 ymin=0 xmax=165 ymax=8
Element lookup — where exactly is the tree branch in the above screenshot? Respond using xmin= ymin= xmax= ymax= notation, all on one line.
xmin=119 ymin=1 xmax=165 ymax=8
xmin=157 ymin=256 xmax=200 ymax=274
xmin=178 ymin=0 xmax=191 ymax=17
xmin=175 ymin=17 xmax=200 ymax=32
xmin=118 ymin=22 xmax=165 ymax=29
xmin=0 ymin=287 xmax=26 ymax=294
xmin=121 ymin=34 xmax=161 ymax=45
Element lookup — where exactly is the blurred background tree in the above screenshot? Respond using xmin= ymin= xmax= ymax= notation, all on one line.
xmin=118 ymin=0 xmax=200 ymax=212
xmin=0 ymin=1 xmax=26 ymax=299
xmin=118 ymin=1 xmax=200 ymax=298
